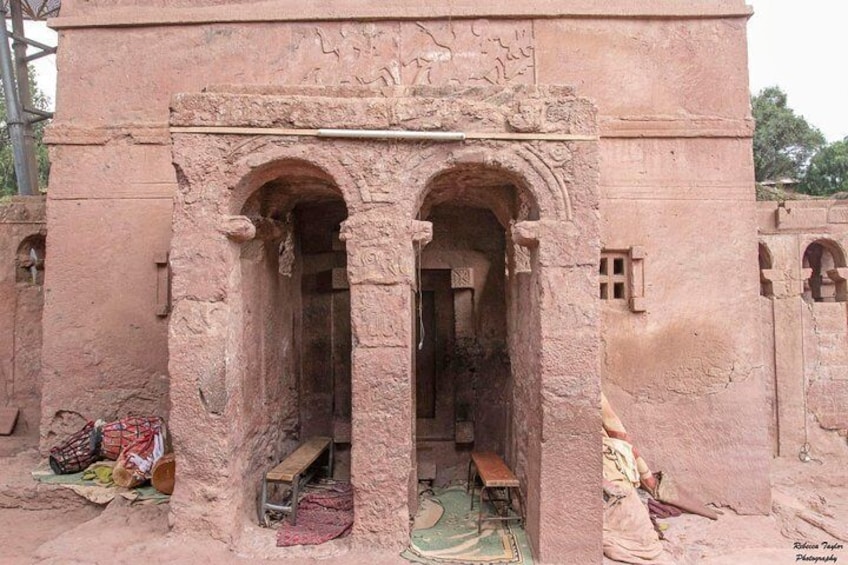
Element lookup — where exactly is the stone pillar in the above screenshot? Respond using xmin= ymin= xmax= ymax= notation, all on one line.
xmin=515 ymin=219 xmax=603 ymax=564
xmin=340 ymin=211 xmax=432 ymax=549
xmin=767 ymin=267 xmax=811 ymax=457
xmin=167 ymin=212 xmax=246 ymax=542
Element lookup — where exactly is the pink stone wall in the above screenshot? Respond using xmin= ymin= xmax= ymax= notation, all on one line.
xmin=758 ymin=200 xmax=848 ymax=460
xmin=42 ymin=1 xmax=761 ymax=561
xmin=0 ymin=197 xmax=45 ymax=443
xmin=600 ymin=139 xmax=771 ymax=514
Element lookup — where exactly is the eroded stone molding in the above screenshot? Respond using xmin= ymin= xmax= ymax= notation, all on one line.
xmin=52 ymin=1 xmax=754 ymax=30
xmin=171 ymin=85 xmax=596 ymax=138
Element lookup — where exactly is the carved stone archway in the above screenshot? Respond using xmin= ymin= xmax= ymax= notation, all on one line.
xmin=169 ymin=85 xmax=601 ymax=561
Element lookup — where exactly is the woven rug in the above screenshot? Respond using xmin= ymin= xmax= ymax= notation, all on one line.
xmin=276 ymin=483 xmax=353 ymax=547
xmin=402 ymin=485 xmax=534 ymax=565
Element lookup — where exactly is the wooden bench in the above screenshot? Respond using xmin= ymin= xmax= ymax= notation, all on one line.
xmin=467 ymin=451 xmax=525 ymax=534
xmin=260 ymin=436 xmax=333 ymax=526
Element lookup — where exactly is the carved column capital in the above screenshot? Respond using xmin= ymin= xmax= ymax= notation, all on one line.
xmin=341 ymin=211 xmax=432 ymax=285
xmin=512 ymin=220 xmax=540 ymax=248
xmin=410 ymin=219 xmax=433 ymax=246
xmin=219 ymin=215 xmax=256 ymax=243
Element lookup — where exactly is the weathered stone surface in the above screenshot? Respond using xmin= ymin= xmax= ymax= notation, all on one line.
xmin=30 ymin=2 xmax=785 ymax=562
xmin=0 ymin=197 xmax=46 ymax=445
xmin=218 ymin=215 xmax=255 ymax=243
xmin=759 ymin=205 xmax=848 ymax=462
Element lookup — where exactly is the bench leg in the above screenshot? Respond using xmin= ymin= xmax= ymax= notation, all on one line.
xmin=514 ymin=486 xmax=526 ymax=526
xmin=291 ymin=473 xmax=300 ymax=526
xmin=478 ymin=486 xmax=486 ymax=535
xmin=468 ymin=461 xmax=478 ymax=510
xmin=328 ymin=442 xmax=334 ymax=479
xmin=260 ymin=477 xmax=268 ymax=526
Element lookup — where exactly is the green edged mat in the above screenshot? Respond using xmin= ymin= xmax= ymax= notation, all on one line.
xmin=403 ymin=485 xmax=534 ymax=565
xmin=32 ymin=467 xmax=169 ymax=503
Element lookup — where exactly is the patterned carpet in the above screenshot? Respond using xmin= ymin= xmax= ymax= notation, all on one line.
xmin=402 ymin=485 xmax=534 ymax=565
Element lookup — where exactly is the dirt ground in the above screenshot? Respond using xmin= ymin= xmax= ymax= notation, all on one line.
xmin=1 ymin=447 xmax=846 ymax=565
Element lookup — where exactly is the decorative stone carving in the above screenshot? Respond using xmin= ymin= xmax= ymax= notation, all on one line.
xmin=513 ymin=243 xmax=532 ymax=274
xmin=351 ymin=285 xmax=411 ymax=347
xmin=278 ymin=216 xmax=296 ymax=277
xmin=341 ymin=215 xmax=432 ymax=285
xmin=410 ymin=219 xmax=433 ymax=245
xmin=401 ymin=20 xmax=534 ymax=86
xmin=451 ymin=267 xmax=474 ymax=289
xmin=290 ymin=24 xmax=401 ymax=86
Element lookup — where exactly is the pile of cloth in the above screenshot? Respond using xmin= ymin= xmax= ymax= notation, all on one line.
xmin=276 ymin=483 xmax=353 ymax=547
xmin=48 ymin=416 xmax=167 ymax=488
xmin=602 ymin=393 xmax=717 ymax=564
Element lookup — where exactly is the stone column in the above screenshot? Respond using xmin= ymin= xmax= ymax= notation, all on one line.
xmin=168 ymin=213 xmax=246 ymax=542
xmin=765 ymin=266 xmax=811 ymax=456
xmin=514 ymin=219 xmax=603 ymax=563
xmin=340 ymin=211 xmax=432 ymax=549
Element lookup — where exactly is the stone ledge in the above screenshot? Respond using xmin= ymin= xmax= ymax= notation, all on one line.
xmin=51 ymin=0 xmax=753 ymax=29
xmin=169 ymin=85 xmax=597 ymax=137
xmin=601 ymin=116 xmax=754 ymax=139
xmin=44 ymin=115 xmax=756 ymax=146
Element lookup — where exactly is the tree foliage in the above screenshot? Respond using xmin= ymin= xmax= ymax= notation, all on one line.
xmin=0 ymin=66 xmax=50 ymax=197
xmin=800 ymin=137 xmax=848 ymax=196
xmin=752 ymin=86 xmax=825 ymax=182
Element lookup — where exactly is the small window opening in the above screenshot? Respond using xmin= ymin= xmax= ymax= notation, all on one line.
xmin=613 ymin=282 xmax=625 ymax=299
xmin=613 ymin=258 xmax=625 ymax=275
xmin=599 ymin=251 xmax=629 ymax=302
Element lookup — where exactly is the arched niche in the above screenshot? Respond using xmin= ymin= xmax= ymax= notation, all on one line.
xmin=802 ymin=238 xmax=847 ymax=303
xmin=16 ymin=233 xmax=45 ymax=285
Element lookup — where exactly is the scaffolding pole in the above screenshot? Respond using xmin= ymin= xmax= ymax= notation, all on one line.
xmin=9 ymin=0 xmax=38 ymax=193
xmin=0 ymin=3 xmax=33 ymax=195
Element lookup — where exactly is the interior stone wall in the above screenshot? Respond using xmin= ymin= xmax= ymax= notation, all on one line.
xmin=416 ymin=206 xmax=510 ymax=483
xmin=235 ymin=214 xmax=301 ymax=519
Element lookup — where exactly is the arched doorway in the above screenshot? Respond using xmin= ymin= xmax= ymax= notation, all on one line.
xmin=413 ymin=164 xmax=539 ymax=484
xmin=167 ymin=155 xmax=353 ymax=540
xmin=237 ymin=163 xmax=352 ymax=486
xmin=802 ymin=239 xmax=847 ymax=302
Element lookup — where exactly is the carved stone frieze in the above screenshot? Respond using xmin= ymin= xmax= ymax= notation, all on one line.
xmin=288 ymin=23 xmax=401 ymax=87
xmin=401 ymin=20 xmax=534 ymax=86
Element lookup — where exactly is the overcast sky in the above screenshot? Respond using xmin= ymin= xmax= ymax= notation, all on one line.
xmin=21 ymin=4 xmax=848 ymax=142
xmin=748 ymin=0 xmax=848 ymax=142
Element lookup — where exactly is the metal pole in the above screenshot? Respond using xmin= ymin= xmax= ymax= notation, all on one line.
xmin=0 ymin=5 xmax=33 ymax=196
xmin=10 ymin=0 xmax=39 ymax=192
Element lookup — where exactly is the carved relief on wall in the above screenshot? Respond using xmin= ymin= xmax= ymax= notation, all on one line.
xmin=286 ymin=23 xmax=401 ymax=86
xmin=401 ymin=20 xmax=535 ymax=86
xmin=332 ymin=144 xmax=430 ymax=204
